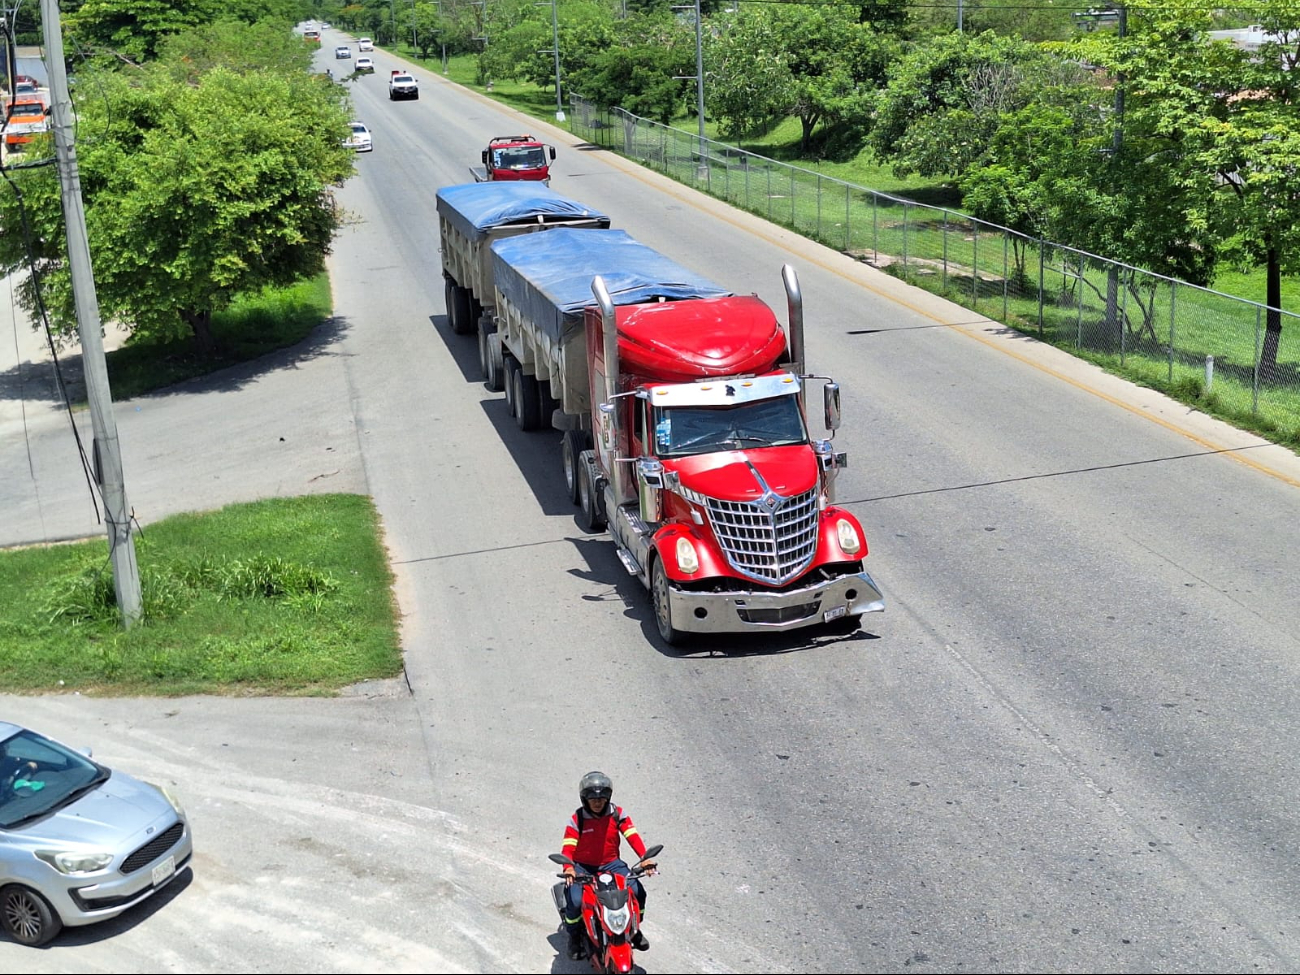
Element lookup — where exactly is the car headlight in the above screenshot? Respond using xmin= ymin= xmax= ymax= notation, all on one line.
xmin=36 ymin=850 xmax=114 ymax=875
xmin=675 ymin=536 xmax=699 ymax=574
xmin=162 ymin=784 xmax=185 ymax=816
xmin=836 ymin=518 xmax=861 ymax=554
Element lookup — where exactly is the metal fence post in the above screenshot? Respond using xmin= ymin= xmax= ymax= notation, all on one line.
xmin=1038 ymin=240 xmax=1045 ymax=335
xmin=844 ymin=184 xmax=850 ymax=252
xmin=943 ymin=213 xmax=949 ymax=291
xmin=745 ymin=155 xmax=750 ymax=210
xmin=902 ymin=204 xmax=909 ymax=272
xmin=972 ymin=224 xmax=979 ymax=307
xmin=1077 ymin=253 xmax=1084 ymax=347
xmin=767 ymin=165 xmax=772 ymax=221
xmin=1003 ymin=234 xmax=1009 ymax=321
xmin=1248 ymin=305 xmax=1258 ymax=413
xmin=817 ymin=174 xmax=822 ymax=241
xmin=1168 ymin=281 xmax=1177 ymax=383
xmin=1120 ymin=268 xmax=1128 ymax=365
xmin=790 ymin=167 xmax=796 ymax=227
xmin=872 ymin=193 xmax=878 ymax=264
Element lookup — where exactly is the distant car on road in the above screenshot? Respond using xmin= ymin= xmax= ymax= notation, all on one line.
xmin=388 ymin=71 xmax=419 ymax=101
xmin=0 ymin=721 xmax=192 ymax=947
xmin=358 ymin=37 xmax=374 ymax=52
xmin=343 ymin=121 xmax=373 ymax=153
xmin=335 ymin=46 xmax=351 ymax=60
xmin=356 ymin=57 xmax=375 ymax=74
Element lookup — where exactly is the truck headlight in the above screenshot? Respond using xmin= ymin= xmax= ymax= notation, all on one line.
xmin=36 ymin=850 xmax=114 ymax=875
xmin=836 ymin=519 xmax=861 ymax=555
xmin=676 ymin=536 xmax=699 ymax=574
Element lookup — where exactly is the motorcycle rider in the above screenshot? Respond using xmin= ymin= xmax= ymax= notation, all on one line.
xmin=560 ymin=770 xmax=657 ymax=960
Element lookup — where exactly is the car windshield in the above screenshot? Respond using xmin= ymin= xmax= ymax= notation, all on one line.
xmin=653 ymin=394 xmax=807 ymax=457
xmin=351 ymin=124 xmax=367 ymax=134
xmin=494 ymin=147 xmax=546 ymax=170
xmin=393 ymin=75 xmax=413 ymax=83
xmin=0 ymin=730 xmax=108 ymax=829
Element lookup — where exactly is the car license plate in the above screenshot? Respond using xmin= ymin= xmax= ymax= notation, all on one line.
xmin=152 ymin=855 xmax=176 ymax=887
xmin=823 ymin=606 xmax=847 ymax=623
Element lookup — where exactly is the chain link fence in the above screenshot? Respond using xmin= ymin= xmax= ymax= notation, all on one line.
xmin=568 ymin=96 xmax=1300 ymax=449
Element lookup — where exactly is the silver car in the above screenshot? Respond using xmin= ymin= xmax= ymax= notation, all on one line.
xmin=0 ymin=722 xmax=192 ymax=946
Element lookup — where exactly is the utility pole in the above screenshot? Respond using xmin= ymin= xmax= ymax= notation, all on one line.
xmin=549 ymin=0 xmax=563 ymax=121
xmin=40 ymin=0 xmax=142 ymax=627
xmin=1105 ymin=3 xmax=1127 ymax=347
xmin=672 ymin=0 xmax=707 ymax=179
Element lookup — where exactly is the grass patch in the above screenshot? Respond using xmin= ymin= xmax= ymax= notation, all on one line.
xmin=0 ymin=494 xmax=402 ymax=696
xmin=106 ymin=273 xmax=333 ymax=401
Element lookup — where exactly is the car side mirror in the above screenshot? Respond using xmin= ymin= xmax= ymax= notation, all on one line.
xmin=549 ymin=146 xmax=556 ymax=161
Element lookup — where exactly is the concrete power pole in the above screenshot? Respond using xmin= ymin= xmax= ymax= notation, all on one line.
xmin=40 ymin=0 xmax=142 ymax=627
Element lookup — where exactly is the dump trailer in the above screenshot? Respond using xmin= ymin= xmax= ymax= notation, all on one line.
xmin=484 ymin=227 xmax=885 ymax=645
xmin=436 ymin=183 xmax=610 ymax=389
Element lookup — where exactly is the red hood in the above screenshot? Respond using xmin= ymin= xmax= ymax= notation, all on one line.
xmin=666 ymin=445 xmax=818 ymax=502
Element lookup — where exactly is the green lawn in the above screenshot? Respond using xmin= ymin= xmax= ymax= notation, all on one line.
xmin=0 ymin=495 xmax=402 ymax=696
xmin=106 ymin=273 xmax=333 ymax=402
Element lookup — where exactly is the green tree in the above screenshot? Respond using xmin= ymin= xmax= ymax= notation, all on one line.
xmin=869 ymin=30 xmax=1051 ymax=178
xmin=155 ymin=18 xmax=317 ymax=82
xmin=707 ymin=5 xmax=892 ymax=150
xmin=566 ymin=13 xmax=692 ymax=123
xmin=0 ymin=65 xmax=354 ymax=357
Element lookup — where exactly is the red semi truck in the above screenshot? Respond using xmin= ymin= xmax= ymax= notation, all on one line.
xmin=482 ymin=227 xmax=885 ymax=645
xmin=470 ymin=135 xmax=556 ymax=185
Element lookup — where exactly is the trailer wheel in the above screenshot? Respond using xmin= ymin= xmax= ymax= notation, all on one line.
xmin=576 ymin=452 xmax=606 ymax=534
xmin=480 ymin=317 xmax=505 ymax=392
xmin=450 ymin=285 xmax=474 ymax=335
xmin=561 ymin=430 xmax=590 ymax=505
xmin=443 ymin=279 xmax=456 ymax=330
xmin=514 ymin=369 xmax=543 ymax=431
xmin=503 ymin=358 xmax=519 ymax=416
xmin=650 ymin=556 xmax=685 ymax=647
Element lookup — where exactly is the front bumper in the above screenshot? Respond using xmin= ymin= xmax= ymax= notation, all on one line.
xmin=45 ymin=820 xmax=193 ymax=928
xmin=668 ymin=569 xmax=884 ymax=635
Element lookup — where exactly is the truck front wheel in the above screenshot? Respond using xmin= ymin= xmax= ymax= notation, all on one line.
xmin=576 ymin=453 xmax=606 ymax=534
xmin=562 ymin=430 xmax=590 ymax=505
xmin=650 ymin=556 xmax=684 ymax=647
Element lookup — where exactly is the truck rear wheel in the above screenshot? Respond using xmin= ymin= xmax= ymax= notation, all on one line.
xmin=514 ymin=368 xmax=543 ymax=431
xmin=561 ymin=430 xmax=590 ymax=505
xmin=450 ymin=285 xmax=474 ymax=335
xmin=503 ymin=357 xmax=519 ymax=416
xmin=577 ymin=452 xmax=606 ymax=534
xmin=651 ymin=556 xmax=685 ymax=647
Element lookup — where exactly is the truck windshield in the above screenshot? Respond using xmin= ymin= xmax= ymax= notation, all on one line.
xmin=653 ymin=395 xmax=807 ymax=458
xmin=494 ymin=147 xmax=546 ymax=170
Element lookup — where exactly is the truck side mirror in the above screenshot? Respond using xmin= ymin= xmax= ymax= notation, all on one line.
xmin=549 ymin=145 xmax=556 ymax=161
xmin=823 ymin=382 xmax=841 ymax=433
xmin=482 ymin=149 xmax=489 ymax=165
xmin=637 ymin=458 xmax=664 ymax=522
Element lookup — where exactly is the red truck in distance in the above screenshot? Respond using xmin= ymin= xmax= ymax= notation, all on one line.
xmin=470 ymin=135 xmax=556 ymax=185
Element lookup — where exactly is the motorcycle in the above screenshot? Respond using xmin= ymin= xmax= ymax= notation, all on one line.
xmin=549 ymin=843 xmax=663 ymax=973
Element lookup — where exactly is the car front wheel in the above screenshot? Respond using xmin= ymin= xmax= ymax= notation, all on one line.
xmin=1 ymin=884 xmax=62 ymax=947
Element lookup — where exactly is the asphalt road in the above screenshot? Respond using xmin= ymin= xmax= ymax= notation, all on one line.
xmin=4 ymin=29 xmax=1300 ymax=973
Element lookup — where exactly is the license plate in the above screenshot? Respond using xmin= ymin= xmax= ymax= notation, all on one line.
xmin=823 ymin=606 xmax=847 ymax=623
xmin=152 ymin=855 xmax=176 ymax=887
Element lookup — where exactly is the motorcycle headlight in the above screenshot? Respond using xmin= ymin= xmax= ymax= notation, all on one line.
xmin=836 ymin=518 xmax=862 ymax=555
xmin=604 ymin=904 xmax=631 ymax=934
xmin=36 ymin=850 xmax=114 ymax=875
xmin=675 ymin=536 xmax=699 ymax=574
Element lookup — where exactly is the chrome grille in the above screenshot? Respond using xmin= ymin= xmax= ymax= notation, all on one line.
xmin=704 ymin=487 xmax=820 ymax=584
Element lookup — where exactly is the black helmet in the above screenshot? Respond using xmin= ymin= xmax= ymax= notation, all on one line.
xmin=579 ymin=770 xmax=613 ymax=804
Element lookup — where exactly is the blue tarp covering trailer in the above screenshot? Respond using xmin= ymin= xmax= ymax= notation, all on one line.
xmin=435 ymin=182 xmax=608 ymax=242
xmin=490 ymin=228 xmax=732 ymax=348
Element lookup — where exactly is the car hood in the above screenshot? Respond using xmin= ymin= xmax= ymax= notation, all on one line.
xmin=13 ymin=771 xmax=174 ymax=847
xmin=668 ymin=444 xmax=818 ymax=502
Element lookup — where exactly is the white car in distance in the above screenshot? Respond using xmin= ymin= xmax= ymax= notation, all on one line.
xmin=344 ymin=121 xmax=373 ymax=153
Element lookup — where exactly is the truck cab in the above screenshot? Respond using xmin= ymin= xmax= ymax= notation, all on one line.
xmin=472 ymin=136 xmax=556 ymax=185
